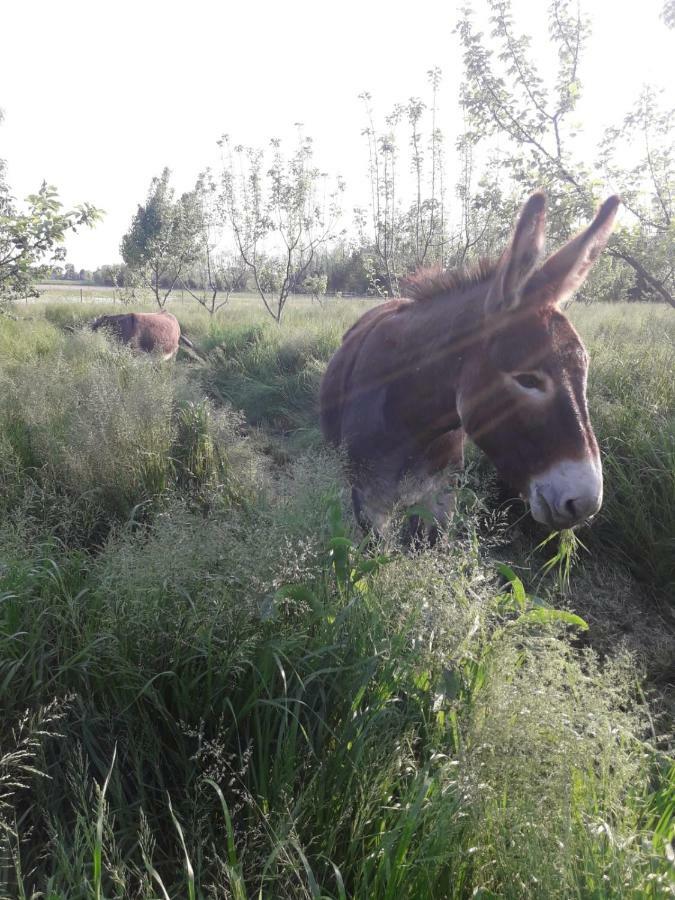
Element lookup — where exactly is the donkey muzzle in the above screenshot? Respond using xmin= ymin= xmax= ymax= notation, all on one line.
xmin=527 ymin=458 xmax=603 ymax=529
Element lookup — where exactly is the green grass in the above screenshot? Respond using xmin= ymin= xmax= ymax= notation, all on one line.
xmin=0 ymin=296 xmax=673 ymax=897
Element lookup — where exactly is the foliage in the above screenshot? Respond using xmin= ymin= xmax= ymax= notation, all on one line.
xmin=456 ymin=0 xmax=675 ymax=306
xmin=120 ymin=168 xmax=201 ymax=308
xmin=599 ymin=88 xmax=675 ymax=305
xmin=219 ymin=129 xmax=344 ymax=322
xmin=300 ymin=273 xmax=327 ymax=302
xmin=0 ymin=111 xmax=100 ymax=305
xmin=92 ymin=262 xmax=130 ymax=288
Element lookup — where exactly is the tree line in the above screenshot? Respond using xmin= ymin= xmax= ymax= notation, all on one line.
xmin=2 ymin=0 xmax=673 ymax=319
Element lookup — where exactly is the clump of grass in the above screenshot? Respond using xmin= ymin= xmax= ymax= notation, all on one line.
xmin=534 ymin=528 xmax=585 ymax=594
xmin=0 ymin=330 xmax=253 ymax=546
xmin=462 ymin=636 xmax=668 ymax=898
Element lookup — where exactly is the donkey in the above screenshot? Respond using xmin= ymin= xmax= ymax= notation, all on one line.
xmin=90 ymin=310 xmax=197 ymax=359
xmin=320 ymin=192 xmax=620 ymax=540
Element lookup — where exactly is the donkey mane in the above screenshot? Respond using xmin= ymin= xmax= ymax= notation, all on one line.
xmin=405 ymin=257 xmax=498 ymax=302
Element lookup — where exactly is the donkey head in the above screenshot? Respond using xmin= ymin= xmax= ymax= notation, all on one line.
xmin=457 ymin=192 xmax=620 ymax=529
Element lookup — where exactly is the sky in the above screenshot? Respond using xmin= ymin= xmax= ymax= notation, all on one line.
xmin=1 ymin=0 xmax=672 ymax=269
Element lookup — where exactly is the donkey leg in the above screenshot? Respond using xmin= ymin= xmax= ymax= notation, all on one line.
xmin=410 ymin=429 xmax=465 ymax=545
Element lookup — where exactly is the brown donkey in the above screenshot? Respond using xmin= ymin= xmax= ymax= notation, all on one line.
xmin=320 ymin=192 xmax=620 ymax=539
xmin=91 ymin=310 xmax=197 ymax=359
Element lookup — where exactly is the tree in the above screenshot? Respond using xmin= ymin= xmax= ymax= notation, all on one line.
xmin=301 ymin=273 xmax=328 ymax=303
xmin=359 ymin=93 xmax=404 ymax=296
xmin=457 ymin=0 xmax=592 ymax=242
xmin=121 ymin=168 xmax=201 ymax=308
xmin=180 ymin=171 xmax=247 ymax=317
xmin=0 ymin=111 xmax=100 ymax=304
xmin=220 ymin=129 xmax=343 ymax=322
xmin=357 ymin=73 xmax=447 ymax=297
xmin=456 ymin=0 xmax=675 ymax=306
xmin=599 ymin=88 xmax=674 ymax=306
xmin=92 ymin=263 xmax=129 ymax=287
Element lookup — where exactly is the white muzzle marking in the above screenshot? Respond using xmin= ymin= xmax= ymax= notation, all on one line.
xmin=528 ymin=457 xmax=603 ymax=528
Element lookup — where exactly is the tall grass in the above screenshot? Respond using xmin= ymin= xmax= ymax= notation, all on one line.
xmin=0 ymin=300 xmax=672 ymax=897
xmin=1 ymin=491 xmax=671 ymax=896
xmin=578 ymin=306 xmax=675 ymax=599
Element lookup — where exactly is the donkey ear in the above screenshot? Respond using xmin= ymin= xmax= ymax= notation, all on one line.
xmin=485 ymin=192 xmax=547 ymax=316
xmin=524 ymin=196 xmax=621 ymax=306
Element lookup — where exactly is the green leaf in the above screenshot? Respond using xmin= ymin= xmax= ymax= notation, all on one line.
xmin=497 ymin=563 xmax=528 ymax=609
xmin=513 ymin=607 xmax=589 ymax=631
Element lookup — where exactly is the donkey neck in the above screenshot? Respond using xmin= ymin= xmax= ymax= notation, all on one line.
xmin=382 ymin=281 xmax=489 ymax=441
xmin=404 ymin=280 xmax=488 ymax=380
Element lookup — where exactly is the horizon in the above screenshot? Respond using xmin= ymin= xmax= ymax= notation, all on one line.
xmin=1 ymin=0 xmax=673 ymax=270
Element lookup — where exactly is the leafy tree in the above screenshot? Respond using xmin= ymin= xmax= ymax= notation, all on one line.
xmin=324 ymin=242 xmax=371 ymax=295
xmin=599 ymin=88 xmax=674 ymax=305
xmin=452 ymin=133 xmax=507 ymax=265
xmin=457 ymin=0 xmax=591 ymax=242
xmin=456 ymin=0 xmax=675 ymax=306
xmin=220 ymin=129 xmax=343 ymax=322
xmin=301 ymin=273 xmax=328 ymax=303
xmin=92 ymin=263 xmax=129 ymax=288
xmin=0 ymin=111 xmax=100 ymax=305
xmin=121 ymin=168 xmax=201 ymax=308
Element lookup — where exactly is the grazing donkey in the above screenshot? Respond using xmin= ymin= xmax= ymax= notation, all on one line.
xmin=320 ymin=192 xmax=620 ymax=539
xmin=90 ymin=310 xmax=197 ymax=359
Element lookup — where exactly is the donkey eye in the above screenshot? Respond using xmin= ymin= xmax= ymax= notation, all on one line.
xmin=513 ymin=372 xmax=546 ymax=391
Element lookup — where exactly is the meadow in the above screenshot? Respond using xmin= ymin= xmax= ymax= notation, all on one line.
xmin=0 ymin=287 xmax=673 ymax=898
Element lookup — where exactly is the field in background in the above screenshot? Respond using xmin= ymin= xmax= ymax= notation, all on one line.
xmin=0 ymin=295 xmax=673 ymax=897
xmin=32 ymin=282 xmax=364 ymax=311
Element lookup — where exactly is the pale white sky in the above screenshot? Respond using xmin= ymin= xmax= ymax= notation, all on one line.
xmin=1 ymin=0 xmax=672 ymax=269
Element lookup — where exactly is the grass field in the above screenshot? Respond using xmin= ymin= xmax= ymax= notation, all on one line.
xmin=0 ymin=288 xmax=673 ymax=897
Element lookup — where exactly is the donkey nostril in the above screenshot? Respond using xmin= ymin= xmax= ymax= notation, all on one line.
xmin=564 ymin=497 xmax=578 ymax=519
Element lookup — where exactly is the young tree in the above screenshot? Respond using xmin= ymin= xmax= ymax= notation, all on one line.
xmin=121 ymin=168 xmax=201 ymax=308
xmin=358 ymin=93 xmax=404 ymax=296
xmin=457 ymin=0 xmax=592 ymax=243
xmin=599 ymin=88 xmax=674 ymax=306
xmin=358 ymin=74 xmax=447 ymax=297
xmin=404 ymin=68 xmax=446 ymax=268
xmin=179 ymin=171 xmax=247 ymax=317
xmin=452 ymin=133 xmax=506 ymax=265
xmin=301 ymin=273 xmax=328 ymax=304
xmin=220 ymin=130 xmax=343 ymax=323
xmin=456 ymin=0 xmax=675 ymax=305
xmin=0 ymin=112 xmax=100 ymax=305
